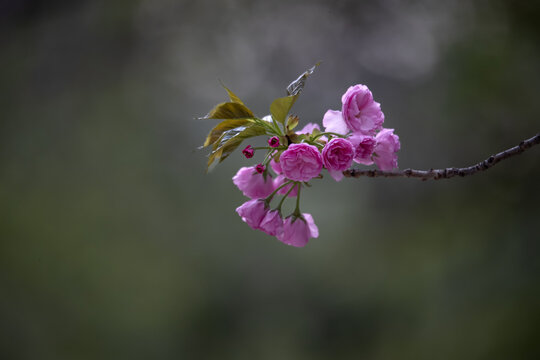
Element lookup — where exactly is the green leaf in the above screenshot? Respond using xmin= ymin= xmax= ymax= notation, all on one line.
xmin=270 ymin=95 xmax=298 ymax=124
xmin=268 ymin=63 xmax=319 ymax=125
xmin=252 ymin=117 xmax=281 ymax=135
xmin=286 ymin=115 xmax=299 ymax=131
xmin=286 ymin=62 xmax=320 ymax=96
xmin=202 ymin=118 xmax=251 ymax=147
xmin=219 ymin=81 xmax=245 ymax=105
xmin=207 ymin=123 xmax=266 ymax=170
xmin=201 ymin=102 xmax=254 ymax=120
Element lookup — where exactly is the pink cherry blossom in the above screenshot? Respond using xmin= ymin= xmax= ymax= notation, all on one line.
xmin=348 ymin=134 xmax=376 ymax=165
xmin=273 ymin=175 xmax=298 ymax=197
xmin=341 ymin=84 xmax=384 ymax=135
xmin=280 ymin=143 xmax=323 ymax=182
xmin=373 ymin=128 xmax=400 ymax=171
xmin=277 ymin=213 xmax=319 ymax=247
xmin=233 ymin=166 xmax=274 ymax=199
xmin=235 ymin=199 xmax=267 ymax=230
xmin=259 ymin=210 xmax=284 ymax=237
xmin=322 ymin=138 xmax=355 ymax=182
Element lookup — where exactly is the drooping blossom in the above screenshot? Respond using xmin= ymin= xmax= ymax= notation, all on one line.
xmin=255 ymin=164 xmax=265 ymax=173
xmin=278 ymin=213 xmax=319 ymax=247
xmin=259 ymin=210 xmax=284 ymax=237
xmin=235 ymin=199 xmax=268 ymax=230
xmin=233 ymin=166 xmax=274 ymax=199
xmin=273 ymin=175 xmax=298 ymax=197
xmin=373 ymin=128 xmax=400 ymax=171
xmin=242 ymin=145 xmax=254 ymax=158
xmin=268 ymin=136 xmax=280 ymax=148
xmin=321 ymin=138 xmax=355 ymax=181
xmin=280 ymin=143 xmax=323 ymax=182
xmin=348 ymin=134 xmax=376 ymax=165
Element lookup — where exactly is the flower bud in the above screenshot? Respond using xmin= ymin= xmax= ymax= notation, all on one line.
xmin=242 ymin=145 xmax=254 ymax=158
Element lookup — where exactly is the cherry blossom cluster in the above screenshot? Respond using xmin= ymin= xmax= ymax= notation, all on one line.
xmin=231 ymin=84 xmax=400 ymax=247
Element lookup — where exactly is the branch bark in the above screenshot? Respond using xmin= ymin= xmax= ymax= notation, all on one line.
xmin=343 ymin=133 xmax=540 ymax=181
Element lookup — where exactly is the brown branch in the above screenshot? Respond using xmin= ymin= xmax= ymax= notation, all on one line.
xmin=343 ymin=133 xmax=540 ymax=181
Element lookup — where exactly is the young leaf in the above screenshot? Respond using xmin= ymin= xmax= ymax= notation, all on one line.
xmin=201 ymin=102 xmax=254 ymax=120
xmin=203 ymin=119 xmax=251 ymax=147
xmin=207 ymin=147 xmax=223 ymax=170
xmin=207 ymin=123 xmax=266 ymax=170
xmin=270 ymin=95 xmax=298 ymax=124
xmin=219 ymin=81 xmax=245 ymax=105
xmin=286 ymin=115 xmax=299 ymax=131
xmin=286 ymin=62 xmax=320 ymax=96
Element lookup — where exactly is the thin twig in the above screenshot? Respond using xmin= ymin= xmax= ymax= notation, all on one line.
xmin=343 ymin=133 xmax=540 ymax=181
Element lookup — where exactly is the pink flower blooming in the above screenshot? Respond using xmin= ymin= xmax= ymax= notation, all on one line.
xmin=280 ymin=143 xmax=323 ymax=182
xmin=242 ymin=145 xmax=254 ymax=158
xmin=255 ymin=164 xmax=265 ymax=173
xmin=259 ymin=210 xmax=284 ymax=237
xmin=268 ymin=136 xmax=280 ymax=148
xmin=277 ymin=213 xmax=319 ymax=247
xmin=236 ymin=199 xmax=268 ymax=230
xmin=342 ymin=84 xmax=384 ymax=135
xmin=373 ymin=128 xmax=400 ymax=171
xmin=323 ymin=84 xmax=384 ymax=136
xmin=348 ymin=134 xmax=376 ymax=165
xmin=273 ymin=175 xmax=298 ymax=197
xmin=321 ymin=138 xmax=355 ymax=182
xmin=233 ymin=166 xmax=274 ymax=199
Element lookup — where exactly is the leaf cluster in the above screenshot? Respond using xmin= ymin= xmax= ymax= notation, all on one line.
xmin=200 ymin=64 xmax=319 ymax=171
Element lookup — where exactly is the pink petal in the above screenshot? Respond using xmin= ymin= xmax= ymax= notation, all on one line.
xmin=303 ymin=213 xmax=319 ymax=238
xmin=328 ymin=169 xmax=344 ymax=182
xmin=322 ymin=110 xmax=348 ymax=135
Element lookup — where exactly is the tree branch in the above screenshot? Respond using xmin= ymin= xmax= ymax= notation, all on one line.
xmin=343 ymin=133 xmax=540 ymax=181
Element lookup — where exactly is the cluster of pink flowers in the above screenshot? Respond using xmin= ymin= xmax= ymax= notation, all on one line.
xmin=235 ymin=196 xmax=319 ymax=247
xmin=233 ymin=84 xmax=400 ymax=247
xmin=322 ymin=84 xmax=400 ymax=174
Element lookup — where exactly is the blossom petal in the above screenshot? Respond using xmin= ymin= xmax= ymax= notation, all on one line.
xmin=303 ymin=213 xmax=319 ymax=238
xmin=322 ymin=110 xmax=348 ymax=135
xmin=328 ymin=169 xmax=344 ymax=182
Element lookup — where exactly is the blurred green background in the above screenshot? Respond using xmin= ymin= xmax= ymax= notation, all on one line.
xmin=1 ymin=0 xmax=539 ymax=359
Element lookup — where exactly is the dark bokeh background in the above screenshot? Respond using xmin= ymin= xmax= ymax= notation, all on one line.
xmin=1 ymin=0 xmax=539 ymax=359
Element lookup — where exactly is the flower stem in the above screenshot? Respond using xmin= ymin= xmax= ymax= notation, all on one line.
xmin=252 ymin=146 xmax=287 ymax=150
xmin=271 ymin=117 xmax=284 ymax=136
xmin=312 ymin=132 xmax=347 ymax=140
xmin=304 ymin=139 xmax=324 ymax=149
xmin=262 ymin=149 xmax=274 ymax=165
xmin=265 ymin=179 xmax=294 ymax=204
xmin=292 ymin=183 xmax=302 ymax=217
xmin=276 ymin=181 xmax=297 ymax=213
